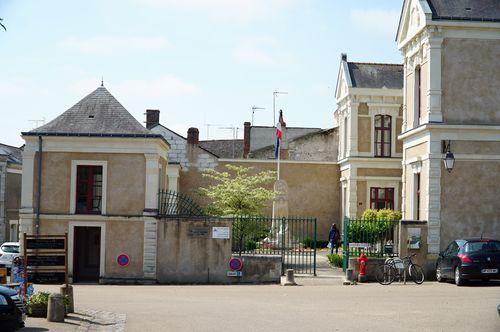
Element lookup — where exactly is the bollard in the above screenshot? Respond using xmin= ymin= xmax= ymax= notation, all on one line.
xmin=60 ymin=284 xmax=74 ymax=313
xmin=47 ymin=293 xmax=65 ymax=322
xmin=281 ymin=269 xmax=297 ymax=286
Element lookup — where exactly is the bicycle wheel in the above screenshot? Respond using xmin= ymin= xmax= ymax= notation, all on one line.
xmin=409 ymin=264 xmax=425 ymax=284
xmin=375 ymin=264 xmax=396 ymax=285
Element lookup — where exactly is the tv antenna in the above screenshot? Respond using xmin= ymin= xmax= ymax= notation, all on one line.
xmin=29 ymin=117 xmax=46 ymax=129
xmin=251 ymin=106 xmax=265 ymax=126
xmin=273 ymin=90 xmax=288 ymax=125
xmin=219 ymin=125 xmax=241 ymax=158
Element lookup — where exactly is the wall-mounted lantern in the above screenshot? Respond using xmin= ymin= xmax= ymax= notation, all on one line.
xmin=442 ymin=140 xmax=455 ymax=173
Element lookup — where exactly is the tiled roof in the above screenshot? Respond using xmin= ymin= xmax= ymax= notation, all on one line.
xmin=347 ymin=63 xmax=403 ymax=89
xmin=0 ymin=143 xmax=23 ymax=164
xmin=427 ymin=0 xmax=500 ymax=22
xmin=199 ymin=139 xmax=243 ymax=159
xmin=24 ymin=86 xmax=157 ymax=137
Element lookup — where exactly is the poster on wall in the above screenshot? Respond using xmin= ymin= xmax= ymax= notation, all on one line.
xmin=407 ymin=228 xmax=421 ymax=249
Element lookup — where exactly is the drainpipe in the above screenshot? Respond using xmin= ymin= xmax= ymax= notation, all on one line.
xmin=36 ymin=135 xmax=42 ymax=235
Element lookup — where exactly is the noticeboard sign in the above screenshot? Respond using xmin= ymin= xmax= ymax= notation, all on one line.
xmin=26 ymin=238 xmax=65 ymax=250
xmin=212 ymin=227 xmax=230 ymax=239
xmin=24 ymin=234 xmax=68 ymax=288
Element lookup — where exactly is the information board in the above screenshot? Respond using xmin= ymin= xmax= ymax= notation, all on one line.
xmin=212 ymin=227 xmax=230 ymax=239
xmin=24 ymin=234 xmax=68 ymax=288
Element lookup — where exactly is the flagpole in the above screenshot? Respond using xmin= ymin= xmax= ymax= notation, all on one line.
xmin=277 ymin=138 xmax=281 ymax=181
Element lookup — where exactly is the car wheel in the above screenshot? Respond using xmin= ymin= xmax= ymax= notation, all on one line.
xmin=455 ymin=267 xmax=464 ymax=286
xmin=436 ymin=266 xmax=445 ymax=282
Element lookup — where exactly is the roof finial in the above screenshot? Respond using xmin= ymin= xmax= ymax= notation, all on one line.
xmin=101 ymin=76 xmax=104 ymax=87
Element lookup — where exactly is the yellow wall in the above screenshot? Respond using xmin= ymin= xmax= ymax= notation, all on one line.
xmin=357 ymin=168 xmax=401 ymax=177
xmin=35 ymin=152 xmax=146 ymax=215
xmin=358 ymin=117 xmax=371 ymax=153
xmin=180 ymin=161 xmax=340 ymax=240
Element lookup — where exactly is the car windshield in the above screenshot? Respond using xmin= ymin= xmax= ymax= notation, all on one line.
xmin=464 ymin=241 xmax=500 ymax=253
xmin=1 ymin=245 xmax=19 ymax=253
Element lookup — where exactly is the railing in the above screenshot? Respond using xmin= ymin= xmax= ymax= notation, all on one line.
xmin=231 ymin=216 xmax=317 ymax=275
xmin=158 ymin=190 xmax=205 ymax=217
xmin=344 ymin=218 xmax=400 ymax=258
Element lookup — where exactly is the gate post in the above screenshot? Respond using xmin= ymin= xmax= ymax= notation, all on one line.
xmin=342 ymin=216 xmax=349 ymax=272
xmin=313 ymin=218 xmax=317 ymax=276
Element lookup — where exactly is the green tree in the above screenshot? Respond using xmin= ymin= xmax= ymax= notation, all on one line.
xmin=199 ymin=164 xmax=276 ymax=216
xmin=199 ymin=165 xmax=277 ymax=255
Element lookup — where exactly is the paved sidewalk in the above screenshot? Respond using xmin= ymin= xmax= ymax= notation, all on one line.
xmin=294 ymin=249 xmax=345 ymax=285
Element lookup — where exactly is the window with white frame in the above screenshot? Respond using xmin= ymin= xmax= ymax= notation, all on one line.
xmin=374 ymin=115 xmax=391 ymax=157
xmin=414 ymin=65 xmax=421 ymax=127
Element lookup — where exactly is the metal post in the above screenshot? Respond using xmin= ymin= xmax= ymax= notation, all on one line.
xmin=281 ymin=217 xmax=286 ymax=275
xmin=342 ymin=216 xmax=349 ymax=272
xmin=313 ymin=218 xmax=317 ymax=276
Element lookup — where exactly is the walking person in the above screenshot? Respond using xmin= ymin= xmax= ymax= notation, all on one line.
xmin=328 ymin=223 xmax=340 ymax=254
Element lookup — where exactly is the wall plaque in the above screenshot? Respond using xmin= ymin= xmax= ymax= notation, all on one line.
xmin=188 ymin=226 xmax=210 ymax=238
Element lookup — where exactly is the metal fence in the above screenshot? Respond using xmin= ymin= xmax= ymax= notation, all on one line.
xmin=342 ymin=216 xmax=400 ymax=271
xmin=232 ymin=216 xmax=317 ymax=275
xmin=158 ymin=190 xmax=205 ymax=217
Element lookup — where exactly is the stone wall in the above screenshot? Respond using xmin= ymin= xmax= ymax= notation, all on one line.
xmin=179 ymin=160 xmax=340 ymax=241
xmin=34 ymin=152 xmax=148 ymax=215
xmin=156 ymin=218 xmax=232 ymax=283
xmin=441 ymin=38 xmax=500 ymax=124
xmin=151 ymin=125 xmax=219 ymax=171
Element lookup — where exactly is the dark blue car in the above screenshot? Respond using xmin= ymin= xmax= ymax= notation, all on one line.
xmin=436 ymin=238 xmax=500 ymax=286
xmin=0 ymin=286 xmax=25 ymax=331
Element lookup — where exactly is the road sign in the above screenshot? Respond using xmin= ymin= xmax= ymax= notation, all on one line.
xmin=227 ymin=271 xmax=243 ymax=277
xmin=228 ymin=257 xmax=242 ymax=271
xmin=117 ymin=253 xmax=130 ymax=267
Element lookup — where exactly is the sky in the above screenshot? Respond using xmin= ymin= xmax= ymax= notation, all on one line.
xmin=0 ymin=0 xmax=403 ymax=147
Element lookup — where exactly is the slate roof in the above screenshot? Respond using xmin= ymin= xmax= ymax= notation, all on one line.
xmin=347 ymin=62 xmax=403 ymax=89
xmin=426 ymin=0 xmax=500 ymax=22
xmin=0 ymin=143 xmax=23 ymax=164
xmin=199 ymin=139 xmax=243 ymax=159
xmin=23 ymin=86 xmax=160 ymax=139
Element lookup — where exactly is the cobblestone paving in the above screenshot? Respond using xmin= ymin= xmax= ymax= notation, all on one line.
xmin=74 ymin=309 xmax=126 ymax=332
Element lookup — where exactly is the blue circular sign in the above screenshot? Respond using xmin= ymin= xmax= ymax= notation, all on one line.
xmin=228 ymin=257 xmax=242 ymax=271
xmin=117 ymin=253 xmax=130 ymax=267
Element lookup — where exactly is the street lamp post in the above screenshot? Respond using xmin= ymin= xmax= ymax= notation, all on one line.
xmin=442 ymin=140 xmax=455 ymax=173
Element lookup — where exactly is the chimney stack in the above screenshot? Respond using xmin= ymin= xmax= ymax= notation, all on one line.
xmin=146 ymin=109 xmax=160 ymax=129
xmin=187 ymin=127 xmax=199 ymax=145
xmin=243 ymin=122 xmax=251 ymax=158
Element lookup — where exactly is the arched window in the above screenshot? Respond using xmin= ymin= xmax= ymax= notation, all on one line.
xmin=374 ymin=114 xmax=391 ymax=157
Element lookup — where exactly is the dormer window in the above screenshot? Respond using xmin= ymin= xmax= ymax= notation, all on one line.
xmin=374 ymin=115 xmax=391 ymax=157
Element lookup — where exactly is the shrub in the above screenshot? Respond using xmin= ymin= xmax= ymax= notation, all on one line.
xmin=302 ymin=238 xmax=329 ymax=248
xmin=361 ymin=209 xmax=378 ymax=221
xmin=26 ymin=292 xmax=50 ymax=317
xmin=327 ymin=254 xmax=343 ymax=268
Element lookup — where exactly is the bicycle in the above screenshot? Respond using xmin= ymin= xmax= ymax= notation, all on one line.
xmin=375 ymin=253 xmax=425 ymax=285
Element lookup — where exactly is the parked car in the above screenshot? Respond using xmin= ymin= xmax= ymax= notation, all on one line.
xmin=0 ymin=285 xmax=25 ymax=331
xmin=0 ymin=242 xmax=20 ymax=270
xmin=436 ymin=238 xmax=500 ymax=286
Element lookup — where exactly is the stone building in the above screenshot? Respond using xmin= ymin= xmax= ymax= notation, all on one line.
xmin=19 ymin=85 xmax=169 ymax=283
xmin=0 ymin=143 xmax=22 ymax=242
xmin=334 ymin=54 xmax=404 ymax=218
xmin=396 ymin=0 xmax=500 ymax=254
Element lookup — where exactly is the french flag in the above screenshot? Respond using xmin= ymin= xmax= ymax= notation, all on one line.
xmin=274 ymin=110 xmax=285 ymax=159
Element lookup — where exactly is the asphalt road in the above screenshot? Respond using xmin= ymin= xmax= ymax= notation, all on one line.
xmin=25 ymin=280 xmax=500 ymax=332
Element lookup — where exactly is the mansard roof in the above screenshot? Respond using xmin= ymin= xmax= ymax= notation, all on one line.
xmin=347 ymin=62 xmax=403 ymax=89
xmin=23 ymin=86 xmax=161 ymax=139
xmin=427 ymin=0 xmax=500 ymax=22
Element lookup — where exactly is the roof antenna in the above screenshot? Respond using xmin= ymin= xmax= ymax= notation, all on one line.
xmin=101 ymin=76 xmax=104 ymax=87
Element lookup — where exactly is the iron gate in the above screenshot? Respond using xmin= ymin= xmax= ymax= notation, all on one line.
xmin=232 ymin=216 xmax=317 ymax=275
xmin=342 ymin=216 xmax=400 ymax=272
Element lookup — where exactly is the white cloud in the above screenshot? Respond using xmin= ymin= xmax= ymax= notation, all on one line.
xmin=232 ymin=39 xmax=276 ymax=65
xmin=61 ymin=36 xmax=173 ymax=54
xmin=137 ymin=0 xmax=296 ymax=23
xmin=232 ymin=38 xmax=294 ymax=66
xmin=114 ymin=75 xmax=198 ymax=99
xmin=349 ymin=9 xmax=400 ymax=35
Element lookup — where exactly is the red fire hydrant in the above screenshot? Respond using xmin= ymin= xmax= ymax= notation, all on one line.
xmin=358 ymin=253 xmax=368 ymax=282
